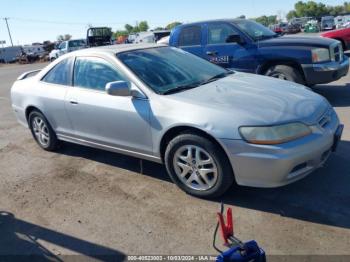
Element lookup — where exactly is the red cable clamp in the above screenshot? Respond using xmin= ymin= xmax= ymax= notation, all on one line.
xmin=217 ymin=207 xmax=234 ymax=246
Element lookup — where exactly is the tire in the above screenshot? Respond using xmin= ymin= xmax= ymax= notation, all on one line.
xmin=265 ymin=65 xmax=305 ymax=85
xmin=165 ymin=133 xmax=234 ymax=198
xmin=28 ymin=110 xmax=59 ymax=151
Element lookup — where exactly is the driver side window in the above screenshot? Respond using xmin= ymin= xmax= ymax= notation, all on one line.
xmin=208 ymin=23 xmax=240 ymax=45
xmin=73 ymin=57 xmax=126 ymax=91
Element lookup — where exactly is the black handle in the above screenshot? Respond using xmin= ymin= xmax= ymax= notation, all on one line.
xmin=70 ymin=100 xmax=78 ymax=105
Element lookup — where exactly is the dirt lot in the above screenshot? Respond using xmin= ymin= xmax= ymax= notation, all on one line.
xmin=0 ymin=62 xmax=350 ymax=260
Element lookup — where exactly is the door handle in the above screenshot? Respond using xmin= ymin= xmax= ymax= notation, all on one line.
xmin=206 ymin=51 xmax=218 ymax=56
xmin=69 ymin=100 xmax=78 ymax=105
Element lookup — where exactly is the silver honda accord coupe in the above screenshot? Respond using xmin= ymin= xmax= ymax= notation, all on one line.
xmin=11 ymin=44 xmax=343 ymax=198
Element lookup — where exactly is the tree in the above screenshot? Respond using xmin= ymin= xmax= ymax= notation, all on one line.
xmin=57 ymin=34 xmax=72 ymax=41
xmin=114 ymin=30 xmax=128 ymax=38
xmin=138 ymin=21 xmax=149 ymax=32
xmin=166 ymin=22 xmax=182 ymax=30
xmin=287 ymin=10 xmax=297 ymax=20
xmin=125 ymin=24 xmax=134 ymax=33
xmin=254 ymin=15 xmax=278 ymax=26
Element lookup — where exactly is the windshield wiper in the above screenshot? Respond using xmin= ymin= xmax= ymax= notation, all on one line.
xmin=162 ymin=71 xmax=233 ymax=95
xmin=162 ymin=83 xmax=201 ymax=95
xmin=199 ymin=71 xmax=234 ymax=85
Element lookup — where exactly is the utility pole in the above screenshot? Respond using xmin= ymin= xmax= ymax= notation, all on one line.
xmin=3 ymin=17 xmax=14 ymax=46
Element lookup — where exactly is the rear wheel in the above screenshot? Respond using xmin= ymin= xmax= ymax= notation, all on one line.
xmin=265 ymin=65 xmax=305 ymax=85
xmin=28 ymin=110 xmax=59 ymax=151
xmin=165 ymin=134 xmax=234 ymax=198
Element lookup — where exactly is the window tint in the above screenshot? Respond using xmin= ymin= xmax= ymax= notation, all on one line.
xmin=178 ymin=26 xmax=201 ymax=46
xmin=73 ymin=57 xmax=126 ymax=91
xmin=42 ymin=58 xmax=72 ymax=85
xmin=208 ymin=23 xmax=240 ymax=45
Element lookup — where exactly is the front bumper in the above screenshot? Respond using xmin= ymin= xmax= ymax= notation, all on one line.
xmin=302 ymin=56 xmax=349 ymax=85
xmin=219 ymin=110 xmax=341 ymax=188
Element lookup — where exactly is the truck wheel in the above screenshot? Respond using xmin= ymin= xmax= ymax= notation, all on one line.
xmin=265 ymin=65 xmax=305 ymax=85
xmin=165 ymin=133 xmax=234 ymax=198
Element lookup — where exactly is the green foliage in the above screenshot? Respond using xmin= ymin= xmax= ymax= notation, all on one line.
xmin=287 ymin=1 xmax=350 ymax=20
xmin=138 ymin=21 xmax=149 ymax=32
xmin=254 ymin=15 xmax=278 ymax=26
xmin=123 ymin=21 xmax=149 ymax=34
xmin=114 ymin=30 xmax=128 ymax=38
xmin=57 ymin=34 xmax=72 ymax=41
xmin=166 ymin=22 xmax=182 ymax=30
xmin=125 ymin=24 xmax=134 ymax=33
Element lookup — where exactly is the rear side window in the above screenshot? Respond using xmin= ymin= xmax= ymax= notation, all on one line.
xmin=42 ymin=58 xmax=72 ymax=85
xmin=73 ymin=57 xmax=126 ymax=91
xmin=68 ymin=40 xmax=85 ymax=48
xmin=178 ymin=26 xmax=201 ymax=46
xmin=208 ymin=23 xmax=240 ymax=45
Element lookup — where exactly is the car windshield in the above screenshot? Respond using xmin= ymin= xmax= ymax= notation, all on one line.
xmin=117 ymin=47 xmax=230 ymax=94
xmin=233 ymin=19 xmax=277 ymax=41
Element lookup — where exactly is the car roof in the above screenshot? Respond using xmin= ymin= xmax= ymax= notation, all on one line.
xmin=176 ymin=18 xmax=244 ymax=27
xmin=70 ymin=43 xmax=166 ymax=56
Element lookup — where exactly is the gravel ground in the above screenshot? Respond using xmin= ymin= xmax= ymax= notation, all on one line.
xmin=0 ymin=62 xmax=349 ymax=261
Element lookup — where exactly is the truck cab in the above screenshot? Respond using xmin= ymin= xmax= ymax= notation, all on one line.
xmin=169 ymin=19 xmax=349 ymax=86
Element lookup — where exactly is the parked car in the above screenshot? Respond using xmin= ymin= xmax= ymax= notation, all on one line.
xmin=11 ymin=44 xmax=343 ymax=198
xmin=169 ymin=19 xmax=349 ymax=86
xmin=285 ymin=23 xmax=301 ymax=34
xmin=304 ymin=20 xmax=320 ymax=33
xmin=269 ymin=24 xmax=285 ymax=35
xmin=134 ymin=30 xmax=171 ymax=44
xmin=49 ymin=39 xmax=86 ymax=61
xmin=290 ymin=17 xmax=313 ymax=29
xmin=321 ymin=27 xmax=350 ymax=50
xmin=22 ymin=45 xmax=46 ymax=57
xmin=321 ymin=16 xmax=336 ymax=31
xmin=0 ymin=46 xmax=22 ymax=63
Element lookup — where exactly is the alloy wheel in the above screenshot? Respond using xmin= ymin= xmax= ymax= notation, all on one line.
xmin=32 ymin=116 xmax=50 ymax=147
xmin=173 ymin=145 xmax=218 ymax=191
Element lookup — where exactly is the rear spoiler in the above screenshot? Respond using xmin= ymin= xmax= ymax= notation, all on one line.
xmin=17 ymin=69 xmax=42 ymax=80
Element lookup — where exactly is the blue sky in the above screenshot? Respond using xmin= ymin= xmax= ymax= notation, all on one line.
xmin=0 ymin=0 xmax=342 ymax=45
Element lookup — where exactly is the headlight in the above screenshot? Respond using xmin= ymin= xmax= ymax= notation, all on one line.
xmin=312 ymin=48 xmax=330 ymax=63
xmin=239 ymin=123 xmax=311 ymax=145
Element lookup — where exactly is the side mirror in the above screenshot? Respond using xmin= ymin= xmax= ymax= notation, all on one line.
xmin=226 ymin=34 xmax=245 ymax=45
xmin=106 ymin=81 xmax=131 ymax=96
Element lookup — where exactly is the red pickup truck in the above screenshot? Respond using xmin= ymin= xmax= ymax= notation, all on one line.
xmin=321 ymin=27 xmax=350 ymax=50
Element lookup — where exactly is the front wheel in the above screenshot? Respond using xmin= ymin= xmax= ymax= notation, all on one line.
xmin=265 ymin=65 xmax=305 ymax=85
xmin=165 ymin=134 xmax=234 ymax=198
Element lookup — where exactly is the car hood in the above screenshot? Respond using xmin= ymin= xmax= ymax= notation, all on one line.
xmin=165 ymin=73 xmax=329 ymax=126
xmin=259 ymin=35 xmax=336 ymax=48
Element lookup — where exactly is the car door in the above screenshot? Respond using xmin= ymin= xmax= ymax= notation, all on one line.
xmin=177 ymin=25 xmax=205 ymax=58
xmin=39 ymin=57 xmax=74 ymax=136
xmin=204 ymin=22 xmax=253 ymax=71
xmin=65 ymin=56 xmax=153 ymax=155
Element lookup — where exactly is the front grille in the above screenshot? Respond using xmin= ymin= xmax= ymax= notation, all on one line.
xmin=318 ymin=108 xmax=333 ymax=128
xmin=331 ymin=43 xmax=343 ymax=62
